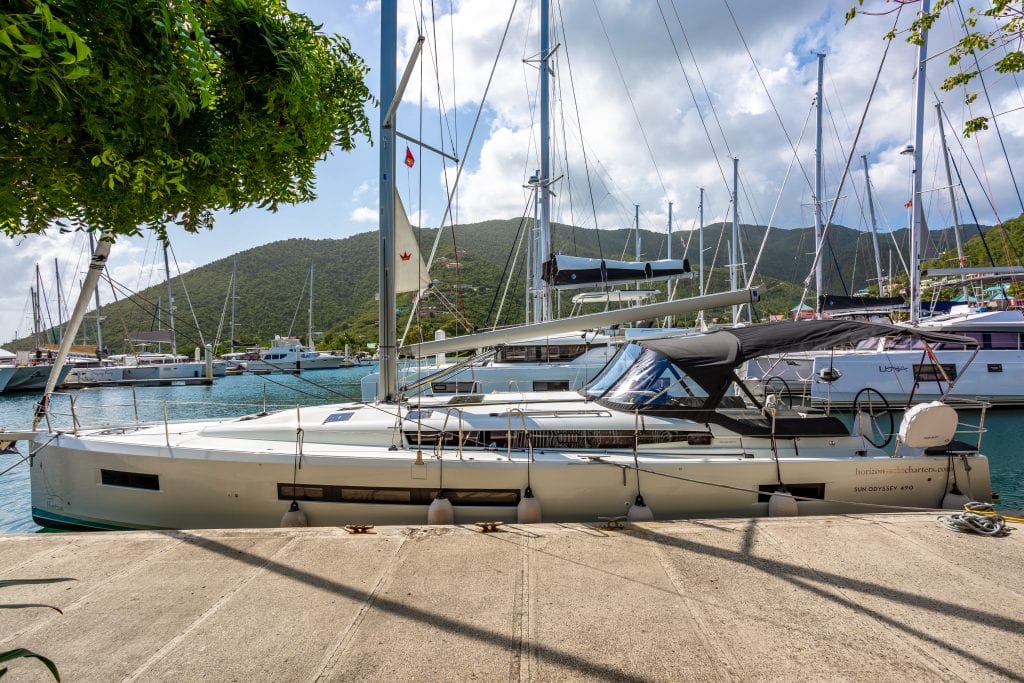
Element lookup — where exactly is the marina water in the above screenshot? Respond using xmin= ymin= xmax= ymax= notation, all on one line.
xmin=2 ymin=369 xmax=1022 ymax=533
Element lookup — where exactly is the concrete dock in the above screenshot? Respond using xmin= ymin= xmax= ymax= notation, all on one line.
xmin=1 ymin=513 xmax=1021 ymax=682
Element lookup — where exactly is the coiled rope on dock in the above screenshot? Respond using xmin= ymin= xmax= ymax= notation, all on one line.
xmin=938 ymin=503 xmax=1016 ymax=537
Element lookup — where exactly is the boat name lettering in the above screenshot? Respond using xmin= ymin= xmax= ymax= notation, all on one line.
xmin=878 ymin=365 xmax=908 ymax=373
xmin=853 ymin=485 xmax=915 ymax=493
xmin=855 ymin=466 xmax=947 ymax=476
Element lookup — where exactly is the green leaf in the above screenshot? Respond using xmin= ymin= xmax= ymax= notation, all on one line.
xmin=18 ymin=43 xmax=42 ymax=58
xmin=0 ymin=29 xmax=13 ymax=51
xmin=0 ymin=649 xmax=60 ymax=681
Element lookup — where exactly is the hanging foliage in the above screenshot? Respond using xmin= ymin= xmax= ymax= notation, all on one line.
xmin=0 ymin=0 xmax=374 ymax=238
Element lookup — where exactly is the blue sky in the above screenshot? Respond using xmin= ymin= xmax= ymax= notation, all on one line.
xmin=2 ymin=0 xmax=1023 ymax=343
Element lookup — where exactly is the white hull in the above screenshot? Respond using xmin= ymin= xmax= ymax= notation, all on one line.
xmin=29 ymin=399 xmax=991 ymax=530
xmin=811 ymin=348 xmax=1024 ymax=406
xmin=122 ymin=361 xmax=227 ymax=380
xmin=3 ymin=364 xmax=72 ymax=392
xmin=245 ymin=355 xmax=345 ymax=372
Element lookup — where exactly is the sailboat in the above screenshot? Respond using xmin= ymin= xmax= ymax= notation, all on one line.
xmin=14 ymin=0 xmax=991 ymax=531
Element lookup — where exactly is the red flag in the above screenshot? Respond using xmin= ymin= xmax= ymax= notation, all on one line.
xmin=404 ymin=147 xmax=415 ymax=168
xmin=904 ymin=200 xmax=912 ymax=208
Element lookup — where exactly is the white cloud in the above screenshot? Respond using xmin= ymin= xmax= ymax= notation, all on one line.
xmin=350 ymin=206 xmax=378 ymax=223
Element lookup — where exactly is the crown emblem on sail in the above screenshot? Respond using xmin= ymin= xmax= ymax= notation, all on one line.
xmin=399 ymin=251 xmax=412 ymax=261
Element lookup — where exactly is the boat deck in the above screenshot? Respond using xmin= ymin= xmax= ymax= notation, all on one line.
xmin=1 ymin=513 xmax=1021 ymax=681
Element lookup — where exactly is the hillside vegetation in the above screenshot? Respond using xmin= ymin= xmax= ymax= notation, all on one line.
xmin=10 ymin=216 xmax=1003 ymax=355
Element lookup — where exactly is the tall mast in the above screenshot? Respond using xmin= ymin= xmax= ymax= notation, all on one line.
xmin=667 ymin=201 xmax=673 ymax=260
xmin=89 ymin=233 xmax=104 ymax=354
xmin=162 ymin=243 xmax=177 ymax=356
xmin=860 ymin=154 xmax=885 ymax=295
xmin=537 ymin=0 xmax=552 ymax=322
xmin=731 ymin=157 xmax=739 ymax=324
xmin=634 ymin=204 xmax=641 ymax=260
xmin=230 ymin=255 xmax=237 ymax=349
xmin=307 ymin=262 xmax=315 ymax=350
xmin=33 ymin=264 xmax=42 ymax=348
xmin=813 ymin=53 xmax=825 ymax=319
xmin=698 ymin=188 xmax=705 ymax=298
xmin=377 ymin=0 xmax=398 ymax=401
xmin=909 ymin=0 xmax=930 ymax=324
xmin=935 ymin=101 xmax=967 ymax=298
xmin=54 ymin=258 xmax=63 ymax=343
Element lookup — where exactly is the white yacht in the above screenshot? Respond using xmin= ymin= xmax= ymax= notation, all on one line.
xmin=63 ymin=352 xmax=228 ymax=386
xmin=243 ymin=336 xmax=348 ymax=373
xmin=809 ymin=308 xmax=1024 ymax=407
xmin=22 ymin=319 xmax=993 ymax=530
xmin=16 ymin=1 xmax=992 ymax=531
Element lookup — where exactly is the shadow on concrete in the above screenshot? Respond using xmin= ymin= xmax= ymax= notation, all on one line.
xmin=169 ymin=531 xmax=648 ymax=683
xmin=636 ymin=524 xmax=1024 ymax=681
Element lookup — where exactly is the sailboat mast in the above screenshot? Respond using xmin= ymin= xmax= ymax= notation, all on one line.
xmin=54 ymin=258 xmax=63 ymax=343
xmin=230 ymin=255 xmax=237 ymax=349
xmin=537 ymin=0 xmax=552 ymax=322
xmin=162 ymin=243 xmax=177 ymax=355
xmin=667 ymin=201 xmax=673 ymax=260
xmin=89 ymin=233 xmax=104 ymax=354
xmin=813 ymin=52 xmax=825 ymax=319
xmin=935 ymin=102 xmax=966 ymax=271
xmin=307 ymin=262 xmax=315 ymax=350
xmin=33 ymin=264 xmax=42 ymax=348
xmin=634 ymin=204 xmax=641 ymax=260
xmin=909 ymin=0 xmax=930 ymax=324
xmin=698 ymin=188 xmax=705 ymax=298
xmin=731 ymin=158 xmax=739 ymax=324
xmin=377 ymin=0 xmax=398 ymax=401
xmin=861 ymin=154 xmax=885 ymax=295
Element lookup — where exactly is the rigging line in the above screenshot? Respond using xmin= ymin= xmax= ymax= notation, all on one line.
xmin=935 ymin=98 xmax=1011 ymax=230
xmin=482 ymin=196 xmax=534 ymax=329
xmin=954 ymin=0 xmax=1024 ymax=214
xmin=948 ymin=150 xmax=1003 ymax=268
xmin=286 ymin=265 xmax=308 ymax=339
xmin=657 ymin=0 xmax=730 ymax=193
xmin=557 ymin=12 xmax=610 ymax=256
xmin=100 ymin=276 xmax=210 ymax=351
xmin=550 ymin=1 xmax=577 ymax=250
xmin=746 ymin=102 xmax=813 ymax=287
xmin=590 ymin=0 xmax=669 ymax=200
xmin=167 ymin=243 xmax=206 ymax=348
xmin=797 ymin=1 xmax=903 ymax=314
xmin=491 ymin=204 xmax=534 ymax=329
xmin=211 ymin=269 xmax=232 ymax=350
xmin=721 ymin=0 xmax=816 ymax=195
xmin=551 ymin=0 xmax=580 ymax=252
xmin=952 ymin=0 xmax=1022 ymax=215
xmin=417 ymin=0 xmax=520 ymax=288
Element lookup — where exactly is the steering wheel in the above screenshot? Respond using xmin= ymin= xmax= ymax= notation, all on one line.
xmin=852 ymin=387 xmax=894 ymax=448
xmin=762 ymin=376 xmax=793 ymax=410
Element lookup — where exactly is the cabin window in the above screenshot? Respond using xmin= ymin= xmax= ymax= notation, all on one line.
xmin=278 ymin=484 xmax=519 ymax=506
xmin=431 ymin=381 xmax=478 ymax=394
xmin=533 ymin=380 xmax=570 ymax=391
xmin=757 ymin=483 xmax=824 ymax=503
xmin=986 ymin=332 xmax=1019 ymax=350
xmin=913 ymin=363 xmax=957 ymax=383
xmin=100 ymin=469 xmax=160 ymax=491
xmin=496 ymin=344 xmax=587 ymax=363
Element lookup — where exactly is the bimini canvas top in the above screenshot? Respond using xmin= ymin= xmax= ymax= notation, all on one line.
xmin=635 ymin=319 xmax=976 ymax=399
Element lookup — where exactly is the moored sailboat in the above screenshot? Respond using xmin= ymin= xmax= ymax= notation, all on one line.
xmin=17 ymin=0 xmax=993 ymax=531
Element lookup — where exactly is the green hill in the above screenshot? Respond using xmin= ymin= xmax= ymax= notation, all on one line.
xmin=10 ymin=216 xmax=1006 ymax=355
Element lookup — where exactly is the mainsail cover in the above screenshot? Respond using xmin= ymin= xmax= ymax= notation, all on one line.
xmin=543 ymin=254 xmax=690 ymax=287
xmin=394 ymin=190 xmax=431 ymax=294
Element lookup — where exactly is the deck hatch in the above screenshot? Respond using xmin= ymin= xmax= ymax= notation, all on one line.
xmin=278 ymin=484 xmax=520 ymax=506
xmin=100 ymin=469 xmax=160 ymax=491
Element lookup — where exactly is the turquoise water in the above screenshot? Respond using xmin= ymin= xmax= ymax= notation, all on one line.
xmin=2 ymin=373 xmax=1022 ymax=532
